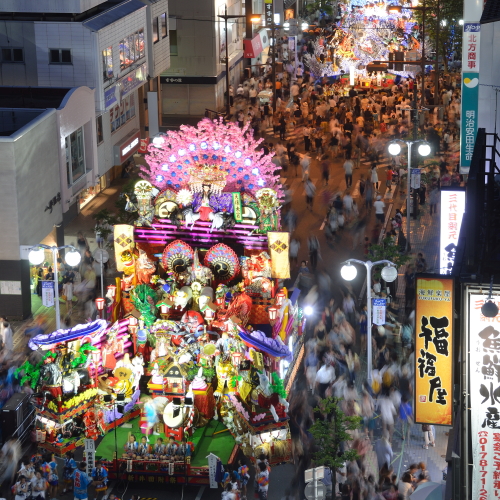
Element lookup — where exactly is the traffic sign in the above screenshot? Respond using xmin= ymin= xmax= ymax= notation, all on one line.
xmin=94 ymin=248 xmax=109 ymax=263
xmin=305 ymin=466 xmax=326 ymax=482
xmin=304 ymin=482 xmax=326 ymax=500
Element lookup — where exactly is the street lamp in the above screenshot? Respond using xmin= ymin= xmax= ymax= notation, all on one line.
xmin=218 ymin=6 xmax=246 ymax=118
xmin=28 ymin=244 xmax=82 ymax=330
xmin=387 ymin=139 xmax=431 ymax=252
xmin=340 ymin=259 xmax=397 ymax=383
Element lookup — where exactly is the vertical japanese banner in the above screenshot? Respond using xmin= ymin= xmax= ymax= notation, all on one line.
xmin=469 ymin=293 xmax=500 ymax=500
xmin=415 ymin=276 xmax=454 ymax=426
xmin=41 ymin=281 xmax=54 ymax=308
xmin=460 ymin=18 xmax=481 ymax=173
xmin=439 ymin=189 xmax=465 ymax=275
xmin=264 ymin=0 xmax=274 ymax=28
xmin=372 ymin=299 xmax=386 ymax=326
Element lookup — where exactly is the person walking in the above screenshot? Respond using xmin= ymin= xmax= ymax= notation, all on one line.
xmin=321 ymin=156 xmax=330 ymax=186
xmin=255 ymin=462 xmax=270 ymax=500
xmin=371 ymin=163 xmax=379 ymax=191
xmin=421 ymin=424 xmax=435 ymax=449
xmin=305 ymin=178 xmax=316 ymax=211
xmin=343 ymin=158 xmax=353 ymax=188
xmin=308 ymin=236 xmax=320 ymax=272
xmin=374 ymin=195 xmax=385 ymax=224
xmin=301 ymin=153 xmax=311 ymax=181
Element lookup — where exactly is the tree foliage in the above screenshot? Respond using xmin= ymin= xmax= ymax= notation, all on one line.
xmin=309 ymin=397 xmax=362 ymax=491
xmin=305 ymin=0 xmax=334 ymax=17
xmin=413 ymin=0 xmax=464 ymax=71
xmin=369 ymin=237 xmax=412 ymax=279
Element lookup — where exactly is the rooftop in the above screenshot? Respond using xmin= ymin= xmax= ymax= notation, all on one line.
xmin=481 ymin=0 xmax=500 ymax=24
xmin=0 ymin=87 xmax=72 ymax=109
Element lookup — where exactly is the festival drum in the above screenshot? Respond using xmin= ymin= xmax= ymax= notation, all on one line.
xmin=163 ymin=401 xmax=189 ymax=429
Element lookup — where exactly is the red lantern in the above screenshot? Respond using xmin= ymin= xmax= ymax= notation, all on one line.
xmin=95 ymin=298 xmax=106 ymax=311
xmin=160 ymin=303 xmax=169 ymax=315
xmin=275 ymin=292 xmax=286 ymax=306
xmin=107 ymin=285 xmax=117 ymax=298
xmin=268 ymin=306 xmax=278 ymax=322
xmin=128 ymin=316 xmax=138 ymax=327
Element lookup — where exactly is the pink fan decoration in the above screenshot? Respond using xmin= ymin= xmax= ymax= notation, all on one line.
xmin=142 ymin=118 xmax=283 ymax=201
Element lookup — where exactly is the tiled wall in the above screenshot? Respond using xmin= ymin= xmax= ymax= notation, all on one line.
xmin=150 ymin=0 xmax=170 ymax=77
xmin=34 ymin=22 xmax=96 ymax=88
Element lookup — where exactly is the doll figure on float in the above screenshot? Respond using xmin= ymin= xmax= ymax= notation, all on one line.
xmin=198 ymin=184 xmax=214 ymax=222
xmin=187 ymin=250 xmax=213 ymax=287
xmin=150 ymin=363 xmax=164 ymax=385
xmin=136 ymin=249 xmax=156 ymax=284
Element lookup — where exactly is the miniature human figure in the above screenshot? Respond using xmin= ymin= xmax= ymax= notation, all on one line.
xmin=150 ymin=363 xmax=164 ymax=385
xmin=131 ymin=354 xmax=144 ymax=390
xmin=198 ymin=184 xmax=214 ymax=221
xmin=62 ymin=451 xmax=77 ymax=494
xmin=165 ymin=437 xmax=178 ymax=461
xmin=123 ymin=434 xmax=138 ymax=458
xmin=137 ymin=436 xmax=150 ymax=458
xmin=91 ymin=459 xmax=108 ymax=499
xmin=151 ymin=437 xmax=166 ymax=460
xmin=175 ymin=438 xmax=192 ymax=461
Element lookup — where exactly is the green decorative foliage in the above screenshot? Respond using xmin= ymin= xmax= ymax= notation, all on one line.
xmin=185 ymin=365 xmax=216 ymax=382
xmin=71 ymin=343 xmax=98 ymax=368
xmin=15 ymin=351 xmax=57 ymax=389
xmin=130 ymin=284 xmax=158 ymax=326
xmin=270 ymin=372 xmax=287 ymax=399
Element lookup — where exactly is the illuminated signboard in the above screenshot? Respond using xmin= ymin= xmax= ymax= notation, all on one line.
xmin=440 ymin=189 xmax=465 ymax=275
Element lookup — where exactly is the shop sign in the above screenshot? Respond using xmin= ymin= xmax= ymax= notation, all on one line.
xmin=42 ymin=281 xmax=55 ymax=308
xmin=243 ymin=34 xmax=263 ymax=58
xmin=264 ymin=0 xmax=274 ymax=27
xmin=414 ymin=276 xmax=453 ymax=426
xmin=120 ymin=132 xmax=141 ymax=163
xmin=372 ymin=298 xmax=386 ymax=326
xmin=138 ymin=138 xmax=149 ymax=154
xmin=469 ymin=292 xmax=500 ymax=500
xmin=410 ymin=168 xmax=421 ymax=189
xmin=232 ymin=192 xmax=242 ymax=222
xmin=104 ymin=63 xmax=147 ymax=108
xmin=439 ymin=190 xmax=465 ymax=275
xmin=460 ymin=22 xmax=480 ymax=173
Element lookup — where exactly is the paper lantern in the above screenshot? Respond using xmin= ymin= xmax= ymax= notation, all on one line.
xmin=95 ymin=298 xmax=106 ymax=311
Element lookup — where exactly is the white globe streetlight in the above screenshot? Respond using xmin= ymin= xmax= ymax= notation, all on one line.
xmin=381 ymin=265 xmax=398 ymax=283
xmin=340 ymin=262 xmax=357 ymax=281
xmin=388 ymin=143 xmax=401 ymax=156
xmin=418 ymin=143 xmax=431 ymax=157
xmin=65 ymin=250 xmax=82 ymax=267
xmin=304 ymin=305 xmax=314 ymax=316
xmin=28 ymin=247 xmax=45 ymax=266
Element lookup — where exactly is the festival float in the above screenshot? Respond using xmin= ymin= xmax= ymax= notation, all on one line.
xmin=17 ymin=118 xmax=305 ymax=486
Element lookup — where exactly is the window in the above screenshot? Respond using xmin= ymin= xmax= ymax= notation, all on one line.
xmin=50 ymin=49 xmax=72 ymax=64
xmin=65 ymin=127 xmax=86 ymax=187
xmin=102 ymin=47 xmax=113 ymax=81
xmin=153 ymin=16 xmax=159 ymax=43
xmin=169 ymin=30 xmax=178 ymax=56
xmin=161 ymin=13 xmax=167 ymax=38
xmin=110 ymin=94 xmax=136 ymax=134
xmin=1 ymin=47 xmax=24 ymax=62
xmin=96 ymin=116 xmax=104 ymax=145
xmin=119 ymin=28 xmax=145 ymax=70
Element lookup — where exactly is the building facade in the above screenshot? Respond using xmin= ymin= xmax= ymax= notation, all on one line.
xmin=0 ymin=86 xmax=98 ymax=319
xmin=0 ymin=0 xmax=170 ymax=223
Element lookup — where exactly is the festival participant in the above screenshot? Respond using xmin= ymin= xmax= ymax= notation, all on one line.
xmin=237 ymin=459 xmax=250 ymax=500
xmin=137 ymin=436 xmax=150 ymax=459
xmin=91 ymin=460 xmax=108 ymax=499
xmin=31 ymin=471 xmax=48 ymax=499
xmin=13 ymin=476 xmax=29 ymax=500
xmin=151 ymin=437 xmax=166 ymax=460
xmin=165 ymin=437 xmax=178 ymax=462
xmin=63 ymin=451 xmax=77 ymax=494
xmin=175 ymin=438 xmax=191 ymax=461
xmin=123 ymin=435 xmax=138 ymax=459
xmin=72 ymin=462 xmax=95 ymax=500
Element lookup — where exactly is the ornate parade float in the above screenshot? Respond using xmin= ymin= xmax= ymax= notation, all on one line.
xmin=17 ymin=119 xmax=305 ymax=486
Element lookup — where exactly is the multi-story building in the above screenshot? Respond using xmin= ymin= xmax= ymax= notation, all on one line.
xmin=0 ymin=0 xmax=170 ymax=222
xmin=0 ymin=0 xmax=170 ymax=318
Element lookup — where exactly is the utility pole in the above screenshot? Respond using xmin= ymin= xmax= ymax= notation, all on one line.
xmin=434 ymin=2 xmax=441 ymax=106
xmin=218 ymin=6 xmax=246 ymax=118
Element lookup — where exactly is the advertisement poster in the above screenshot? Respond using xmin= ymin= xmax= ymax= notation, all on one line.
xmin=415 ymin=276 xmax=453 ymax=426
xmin=469 ymin=293 xmax=500 ymax=500
xmin=372 ymin=298 xmax=386 ymax=326
xmin=41 ymin=281 xmax=54 ymax=308
xmin=440 ymin=190 xmax=465 ymax=275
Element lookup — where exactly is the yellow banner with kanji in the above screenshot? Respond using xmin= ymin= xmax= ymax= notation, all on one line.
xmin=415 ymin=276 xmax=454 ymax=426
xmin=268 ymin=232 xmax=290 ymax=279
xmin=114 ymin=224 xmax=135 ymax=272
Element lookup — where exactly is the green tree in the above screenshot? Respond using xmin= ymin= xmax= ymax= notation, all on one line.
xmin=309 ymin=397 xmax=362 ymax=496
xmin=305 ymin=0 xmax=334 ymax=17
xmin=413 ymin=0 xmax=464 ymax=72
xmin=368 ymin=237 xmax=412 ymax=280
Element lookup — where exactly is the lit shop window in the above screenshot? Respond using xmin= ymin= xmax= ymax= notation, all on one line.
xmin=119 ymin=29 xmax=145 ymax=70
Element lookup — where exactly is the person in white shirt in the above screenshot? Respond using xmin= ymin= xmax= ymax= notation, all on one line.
xmin=374 ymin=195 xmax=385 ymax=223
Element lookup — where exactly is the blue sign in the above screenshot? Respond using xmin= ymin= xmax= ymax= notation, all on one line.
xmin=105 ymin=63 xmax=147 ymax=109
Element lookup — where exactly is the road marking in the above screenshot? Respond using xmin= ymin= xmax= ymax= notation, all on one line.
xmin=195 ymin=486 xmax=206 ymax=500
